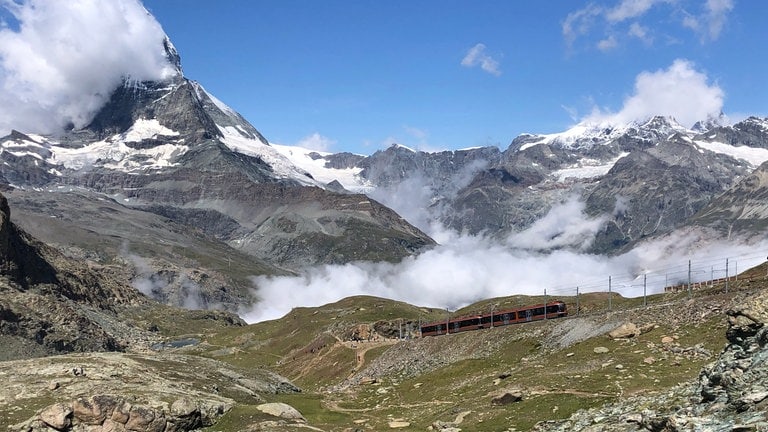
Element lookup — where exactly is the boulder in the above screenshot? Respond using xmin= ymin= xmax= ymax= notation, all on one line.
xmin=73 ymin=395 xmax=117 ymax=425
xmin=256 ymin=402 xmax=305 ymax=421
xmin=39 ymin=403 xmax=72 ymax=430
xmin=609 ymin=322 xmax=641 ymax=339
xmin=492 ymin=389 xmax=523 ymax=405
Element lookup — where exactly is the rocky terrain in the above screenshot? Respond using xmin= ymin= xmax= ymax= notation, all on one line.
xmin=1 ymin=180 xmax=766 ymax=430
xmin=97 ymin=276 xmax=752 ymax=431
xmin=0 ymin=192 xmax=302 ymax=431
xmin=534 ymin=288 xmax=768 ymax=431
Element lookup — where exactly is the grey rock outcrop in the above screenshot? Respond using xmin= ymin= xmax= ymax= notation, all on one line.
xmin=16 ymin=394 xmax=227 ymax=432
xmin=0 ymin=190 xmax=142 ymax=358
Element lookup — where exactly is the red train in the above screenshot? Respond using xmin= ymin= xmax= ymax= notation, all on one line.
xmin=420 ymin=301 xmax=568 ymax=337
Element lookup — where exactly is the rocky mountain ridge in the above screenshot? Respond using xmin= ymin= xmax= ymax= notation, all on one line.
xmin=299 ymin=115 xmax=768 ymax=254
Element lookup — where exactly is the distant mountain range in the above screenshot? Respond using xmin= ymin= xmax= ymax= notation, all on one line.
xmin=2 ymin=36 xmax=768 ymax=312
xmin=286 ymin=114 xmax=768 ymax=254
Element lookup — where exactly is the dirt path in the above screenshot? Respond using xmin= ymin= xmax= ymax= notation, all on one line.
xmin=291 ymin=337 xmax=399 ymax=382
xmin=323 ymin=398 xmax=453 ymax=414
xmin=347 ymin=339 xmax=399 ymax=371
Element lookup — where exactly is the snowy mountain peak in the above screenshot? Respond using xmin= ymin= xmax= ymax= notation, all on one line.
xmin=514 ymin=115 xmax=696 ymax=153
xmin=637 ymin=115 xmax=688 ymax=132
xmin=388 ymin=143 xmax=417 ymax=153
xmin=691 ymin=112 xmax=727 ymax=133
xmin=738 ymin=116 xmax=768 ymax=132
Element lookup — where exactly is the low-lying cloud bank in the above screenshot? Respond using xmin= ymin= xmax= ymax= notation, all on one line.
xmin=242 ymin=199 xmax=768 ymax=323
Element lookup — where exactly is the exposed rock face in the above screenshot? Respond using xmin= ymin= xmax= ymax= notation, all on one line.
xmin=74 ymin=169 xmax=432 ymax=269
xmin=699 ymin=289 xmax=768 ymax=411
xmin=689 ymin=161 xmax=768 ymax=238
xmin=532 ymin=290 xmax=768 ymax=431
xmin=18 ymin=394 xmax=224 ymax=432
xmin=585 ymin=135 xmax=745 ymax=253
xmin=0 ymin=190 xmax=148 ymax=358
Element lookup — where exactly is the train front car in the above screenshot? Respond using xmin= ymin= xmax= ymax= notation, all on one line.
xmin=546 ymin=301 xmax=568 ymax=319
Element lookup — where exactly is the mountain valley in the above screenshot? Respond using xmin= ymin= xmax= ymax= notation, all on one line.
xmin=1 ymin=7 xmax=768 ymax=431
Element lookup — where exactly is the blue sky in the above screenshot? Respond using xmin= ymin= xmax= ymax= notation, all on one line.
xmin=140 ymin=0 xmax=766 ymax=154
xmin=1 ymin=1 xmax=765 ymax=154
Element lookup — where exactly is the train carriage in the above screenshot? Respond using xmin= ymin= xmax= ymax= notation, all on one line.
xmin=420 ymin=301 xmax=567 ymax=337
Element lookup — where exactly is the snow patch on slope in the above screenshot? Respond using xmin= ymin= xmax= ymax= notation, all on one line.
xmin=552 ymin=153 xmax=629 ymax=181
xmin=50 ymin=140 xmax=187 ymax=172
xmin=694 ymin=140 xmax=768 ymax=168
xmin=123 ymin=118 xmax=179 ymax=142
xmin=521 ymin=122 xmax=629 ymax=151
xmin=218 ymin=126 xmax=319 ymax=186
xmin=47 ymin=118 xmax=187 ymax=172
xmin=271 ymin=144 xmax=372 ymax=193
xmin=192 ymin=82 xmax=238 ymax=117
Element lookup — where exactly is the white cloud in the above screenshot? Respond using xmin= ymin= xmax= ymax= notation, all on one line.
xmin=0 ymin=0 xmax=176 ymax=136
xmin=705 ymin=0 xmax=734 ymax=39
xmin=461 ymin=43 xmax=501 ymax=76
xmin=242 ymin=199 xmax=768 ymax=323
xmin=597 ymin=35 xmax=619 ymax=51
xmin=564 ymin=0 xmax=733 ymax=51
xmin=584 ymin=59 xmax=724 ymax=128
xmin=403 ymin=125 xmax=428 ymax=141
xmin=605 ymin=0 xmax=667 ymax=23
xmin=628 ymin=22 xmax=652 ymax=44
xmin=563 ymin=4 xmax=604 ymax=49
xmin=295 ymin=132 xmax=336 ymax=152
xmin=683 ymin=0 xmax=734 ymax=41
xmin=507 ymin=196 xmax=608 ymax=251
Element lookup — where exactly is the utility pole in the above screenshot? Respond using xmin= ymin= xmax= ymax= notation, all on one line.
xmin=643 ymin=274 xmax=647 ymax=307
xmin=418 ymin=318 xmax=422 ymax=338
xmin=544 ymin=288 xmax=548 ymax=320
xmin=725 ymin=258 xmax=729 ymax=293
xmin=490 ymin=304 xmax=496 ymax=328
xmin=608 ymin=276 xmax=612 ymax=312
xmin=688 ymin=260 xmax=692 ymax=299
xmin=576 ymin=286 xmax=580 ymax=317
